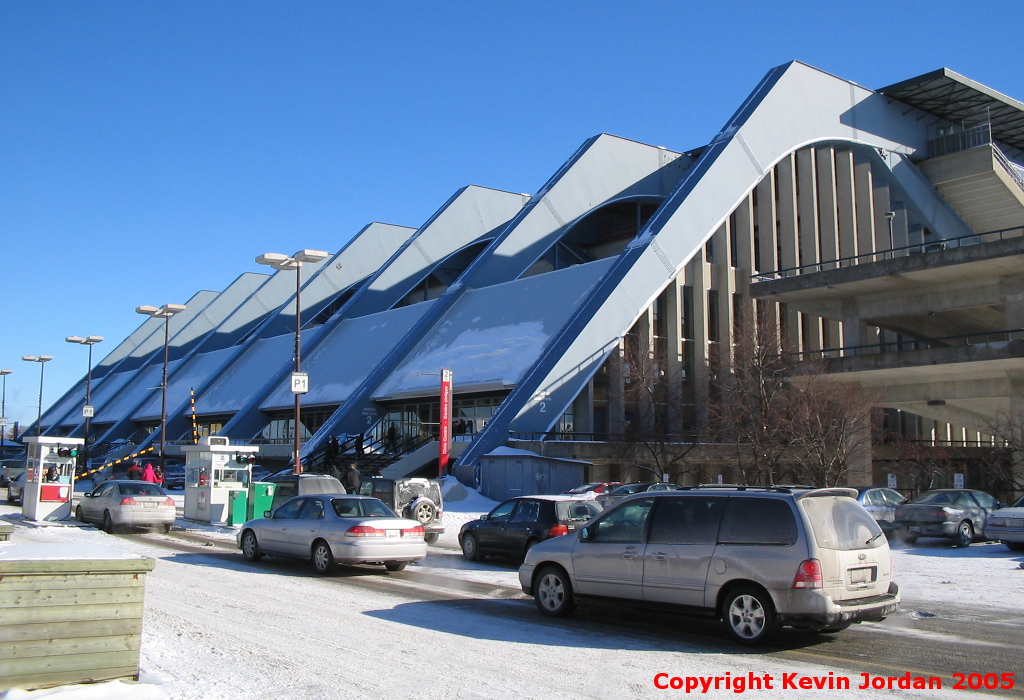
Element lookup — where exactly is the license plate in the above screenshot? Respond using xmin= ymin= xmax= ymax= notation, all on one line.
xmin=143 ymin=502 xmax=157 ymax=509
xmin=1009 ymin=519 xmax=1024 ymax=528
xmin=849 ymin=567 xmax=876 ymax=584
xmin=386 ymin=529 xmax=399 ymax=538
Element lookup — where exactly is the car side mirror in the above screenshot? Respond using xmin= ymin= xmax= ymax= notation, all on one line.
xmin=579 ymin=526 xmax=591 ymax=541
xmin=479 ymin=514 xmax=488 ymax=521
xmin=265 ymin=510 xmax=272 ymax=518
xmin=998 ymin=503 xmax=1007 ymax=509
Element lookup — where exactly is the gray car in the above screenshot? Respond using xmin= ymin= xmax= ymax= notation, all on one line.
xmin=856 ymin=487 xmax=907 ymax=535
xmin=983 ymin=495 xmax=1024 ymax=552
xmin=893 ymin=489 xmax=1002 ymax=547
xmin=596 ymin=482 xmax=682 ymax=509
xmin=76 ymin=480 xmax=177 ymax=533
xmin=6 ymin=472 xmax=26 ymax=505
xmin=519 ymin=487 xmax=899 ymax=645
xmin=237 ymin=494 xmax=427 ymax=574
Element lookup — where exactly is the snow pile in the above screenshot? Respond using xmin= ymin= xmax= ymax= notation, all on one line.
xmin=0 ymin=680 xmax=168 ymax=700
xmin=891 ymin=540 xmax=1024 ymax=611
xmin=437 ymin=476 xmax=497 ymax=549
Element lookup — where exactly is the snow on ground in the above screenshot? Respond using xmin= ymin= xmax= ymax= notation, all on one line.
xmin=437 ymin=476 xmax=497 ymax=550
xmin=2 ymin=519 xmax=995 ymax=700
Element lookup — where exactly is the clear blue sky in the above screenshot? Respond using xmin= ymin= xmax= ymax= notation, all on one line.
xmin=1 ymin=1 xmax=1021 ymax=428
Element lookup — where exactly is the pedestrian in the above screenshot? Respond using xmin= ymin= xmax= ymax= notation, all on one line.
xmin=126 ymin=462 xmax=143 ymax=480
xmin=325 ymin=436 xmax=339 ymax=468
xmin=343 ymin=462 xmax=362 ymax=493
xmin=354 ymin=432 xmax=364 ymax=456
xmin=142 ymin=463 xmax=159 ymax=483
xmin=386 ymin=422 xmax=397 ymax=451
xmin=154 ymin=464 xmax=165 ymax=486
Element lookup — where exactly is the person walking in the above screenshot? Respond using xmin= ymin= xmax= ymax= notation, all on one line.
xmin=354 ymin=432 xmax=364 ymax=456
xmin=386 ymin=422 xmax=397 ymax=452
xmin=325 ymin=436 xmax=339 ymax=468
xmin=126 ymin=462 xmax=143 ymax=480
xmin=343 ymin=462 xmax=362 ymax=493
xmin=154 ymin=464 xmax=165 ymax=486
xmin=141 ymin=463 xmax=159 ymax=483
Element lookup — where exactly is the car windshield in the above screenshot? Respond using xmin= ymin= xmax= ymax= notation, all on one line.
xmin=330 ymin=498 xmax=395 ymax=518
xmin=565 ymin=484 xmax=599 ymax=494
xmin=608 ymin=484 xmax=643 ymax=495
xmin=118 ymin=483 xmax=165 ymax=496
xmin=911 ymin=491 xmax=960 ymax=505
xmin=801 ymin=496 xmax=884 ymax=550
xmin=556 ymin=501 xmax=602 ymax=522
xmin=1012 ymin=495 xmax=1024 ymax=508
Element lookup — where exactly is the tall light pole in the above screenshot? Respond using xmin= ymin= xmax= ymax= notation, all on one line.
xmin=136 ymin=304 xmax=186 ymax=472
xmin=0 ymin=369 xmax=11 ymax=448
xmin=66 ymin=336 xmax=104 ymax=470
xmin=22 ymin=356 xmax=53 ymax=437
xmin=256 ymin=249 xmax=329 ymax=474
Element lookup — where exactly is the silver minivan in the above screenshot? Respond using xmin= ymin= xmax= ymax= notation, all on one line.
xmin=518 ymin=486 xmax=900 ymax=645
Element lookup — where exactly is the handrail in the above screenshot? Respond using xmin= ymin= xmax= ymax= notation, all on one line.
xmin=794 ymin=328 xmax=1024 ymax=361
xmin=509 ymin=430 xmax=708 ymax=443
xmin=752 ymin=224 xmax=1024 ymax=282
xmin=993 ymin=144 xmax=1024 ymax=193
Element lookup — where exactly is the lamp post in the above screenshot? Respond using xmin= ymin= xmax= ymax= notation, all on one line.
xmin=135 ymin=305 xmax=186 ymax=472
xmin=885 ymin=211 xmax=896 ymax=252
xmin=0 ymin=369 xmax=11 ymax=448
xmin=66 ymin=336 xmax=104 ymax=470
xmin=21 ymin=356 xmax=53 ymax=437
xmin=256 ymin=249 xmax=329 ymax=474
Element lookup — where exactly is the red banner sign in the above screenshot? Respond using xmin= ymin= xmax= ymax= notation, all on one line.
xmin=439 ymin=369 xmax=452 ymax=476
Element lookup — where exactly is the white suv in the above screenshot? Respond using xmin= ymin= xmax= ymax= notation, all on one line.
xmin=519 ymin=486 xmax=899 ymax=645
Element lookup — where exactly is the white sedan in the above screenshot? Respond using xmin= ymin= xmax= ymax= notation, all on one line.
xmin=237 ymin=494 xmax=427 ymax=574
xmin=76 ymin=480 xmax=177 ymax=533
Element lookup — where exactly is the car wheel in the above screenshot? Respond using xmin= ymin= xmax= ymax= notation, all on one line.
xmin=241 ymin=530 xmax=262 ymax=561
xmin=1006 ymin=542 xmax=1024 ymax=552
xmin=954 ymin=521 xmax=974 ymax=547
xmin=102 ymin=511 xmax=116 ymax=534
xmin=408 ymin=499 xmax=436 ymax=525
xmin=160 ymin=523 xmax=172 ymax=534
xmin=6 ymin=488 xmax=13 ymax=504
xmin=722 ymin=586 xmax=780 ymax=646
xmin=534 ymin=565 xmax=575 ymax=617
xmin=524 ymin=538 xmax=539 ymax=555
xmin=423 ymin=532 xmax=439 ymax=545
xmin=75 ymin=505 xmax=86 ymax=523
xmin=311 ymin=540 xmax=336 ymax=575
xmin=384 ymin=561 xmax=407 ymax=572
xmin=897 ymin=528 xmax=918 ymax=545
xmin=461 ymin=532 xmax=480 ymax=561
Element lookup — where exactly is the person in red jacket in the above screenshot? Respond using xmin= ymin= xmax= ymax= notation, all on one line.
xmin=141 ymin=463 xmax=159 ymax=483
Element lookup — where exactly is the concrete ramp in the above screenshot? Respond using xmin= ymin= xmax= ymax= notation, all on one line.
xmin=379 ymin=440 xmax=469 ymax=479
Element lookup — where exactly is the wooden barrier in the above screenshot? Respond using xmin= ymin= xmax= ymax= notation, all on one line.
xmin=0 ymin=543 xmax=155 ymax=691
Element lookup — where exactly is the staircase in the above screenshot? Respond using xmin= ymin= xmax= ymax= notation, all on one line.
xmin=919 ymin=143 xmax=1024 ymax=234
xmin=303 ymin=434 xmax=437 ymax=477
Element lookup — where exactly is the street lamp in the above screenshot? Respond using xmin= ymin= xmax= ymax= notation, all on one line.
xmin=136 ymin=304 xmax=186 ymax=472
xmin=66 ymin=335 xmax=104 ymax=470
xmin=22 ymin=356 xmax=53 ymax=437
xmin=0 ymin=369 xmax=11 ymax=447
xmin=256 ymin=249 xmax=329 ymax=474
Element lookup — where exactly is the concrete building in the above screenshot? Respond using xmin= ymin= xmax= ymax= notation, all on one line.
xmin=34 ymin=62 xmax=1024 ymax=493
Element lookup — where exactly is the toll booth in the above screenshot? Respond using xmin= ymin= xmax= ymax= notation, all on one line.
xmin=182 ymin=436 xmax=259 ymax=524
xmin=22 ymin=437 xmax=82 ymax=522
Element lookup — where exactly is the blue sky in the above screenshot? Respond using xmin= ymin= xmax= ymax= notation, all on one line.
xmin=1 ymin=1 xmax=1021 ymax=428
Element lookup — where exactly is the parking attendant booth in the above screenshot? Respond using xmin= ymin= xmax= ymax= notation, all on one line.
xmin=22 ymin=437 xmax=82 ymax=521
xmin=182 ymin=436 xmax=258 ymax=524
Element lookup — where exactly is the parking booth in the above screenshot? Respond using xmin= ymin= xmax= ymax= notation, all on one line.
xmin=182 ymin=436 xmax=258 ymax=524
xmin=21 ymin=437 xmax=82 ymax=522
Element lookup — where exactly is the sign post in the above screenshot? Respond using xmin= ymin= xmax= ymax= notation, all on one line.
xmin=953 ymin=473 xmax=965 ymax=489
xmin=439 ymin=369 xmax=452 ymax=477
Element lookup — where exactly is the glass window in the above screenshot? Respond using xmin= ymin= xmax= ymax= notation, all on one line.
xmin=861 ymin=490 xmax=881 ymax=506
xmin=330 ymin=498 xmax=395 ymax=518
xmin=488 ymin=500 xmax=518 ymax=523
xmin=510 ymin=500 xmax=541 ymax=523
xmin=801 ymin=496 xmax=884 ymax=550
xmin=718 ymin=498 xmax=798 ymax=546
xmin=912 ymin=491 xmax=958 ymax=505
xmin=298 ymin=498 xmax=325 ymax=520
xmin=972 ymin=491 xmax=998 ymax=509
xmin=648 ymin=497 xmax=726 ymax=545
xmin=954 ymin=493 xmax=978 ymax=507
xmin=274 ymin=498 xmax=303 ymax=519
xmin=357 ymin=481 xmax=374 ymax=496
xmin=118 ymin=483 xmax=165 ymax=497
xmin=556 ymin=501 xmax=602 ymax=522
xmin=591 ymin=498 xmax=654 ymax=543
xmin=881 ymin=489 xmax=906 ymax=506
xmin=275 ymin=483 xmax=297 ymax=500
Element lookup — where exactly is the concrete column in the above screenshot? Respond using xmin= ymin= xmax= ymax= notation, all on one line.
xmin=796 ymin=148 xmax=820 ymax=268
xmin=873 ymin=181 xmax=893 ymax=252
xmin=776 ymin=155 xmax=799 ymax=271
xmin=690 ymin=255 xmax=711 ymax=428
xmin=836 ymin=150 xmax=858 ymax=260
xmin=854 ymin=158 xmax=878 ymax=258
xmin=664 ymin=278 xmax=684 ymax=433
xmin=712 ymin=225 xmax=735 ymax=361
xmin=781 ymin=303 xmax=800 ymax=352
xmin=756 ymin=172 xmax=778 ymax=274
xmin=1000 ymin=274 xmax=1024 ymax=329
xmin=840 ymin=298 xmax=865 ymax=349
xmin=801 ymin=313 xmax=822 ymax=354
xmin=816 ymin=147 xmax=840 ymax=268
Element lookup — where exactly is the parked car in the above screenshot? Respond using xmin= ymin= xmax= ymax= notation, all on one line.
xmin=597 ymin=481 xmax=681 ymax=509
xmin=519 ymin=486 xmax=899 ymax=645
xmin=983 ymin=495 xmax=1024 ymax=552
xmin=856 ymin=487 xmax=907 ymax=535
xmin=263 ymin=472 xmax=347 ymax=512
xmin=237 ymin=494 xmax=427 ymax=574
xmin=6 ymin=472 xmax=26 ymax=505
xmin=894 ymin=489 xmax=1003 ymax=547
xmin=0 ymin=459 xmax=26 ymax=487
xmin=250 ymin=465 xmax=274 ymax=482
xmin=460 ymin=495 xmax=604 ymax=560
xmin=162 ymin=464 xmax=186 ymax=490
xmin=76 ymin=480 xmax=177 ymax=533
xmin=562 ymin=482 xmax=623 ymax=499
xmin=357 ymin=477 xmax=444 ymax=544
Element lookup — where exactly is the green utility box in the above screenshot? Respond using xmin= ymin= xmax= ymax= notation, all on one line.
xmin=228 ymin=489 xmax=248 ymax=526
xmin=248 ymin=482 xmax=276 ymax=521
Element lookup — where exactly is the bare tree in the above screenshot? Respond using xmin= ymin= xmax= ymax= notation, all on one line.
xmin=986 ymin=408 xmax=1024 ymax=496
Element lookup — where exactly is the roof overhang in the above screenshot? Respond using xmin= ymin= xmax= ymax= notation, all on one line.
xmin=879 ymin=68 xmax=1024 ymax=152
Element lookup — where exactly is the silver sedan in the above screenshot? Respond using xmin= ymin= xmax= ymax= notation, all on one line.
xmin=76 ymin=480 xmax=176 ymax=533
xmin=237 ymin=494 xmax=427 ymax=574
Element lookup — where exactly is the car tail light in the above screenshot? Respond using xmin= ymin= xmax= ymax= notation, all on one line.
xmin=548 ymin=524 xmax=569 ymax=537
xmin=162 ymin=497 xmax=175 ymax=507
xmin=932 ymin=509 xmax=947 ymax=518
xmin=792 ymin=559 xmax=822 ymax=589
xmin=345 ymin=525 xmax=385 ymax=537
xmin=120 ymin=497 xmax=137 ymax=506
xmin=402 ymin=525 xmax=424 ymax=537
